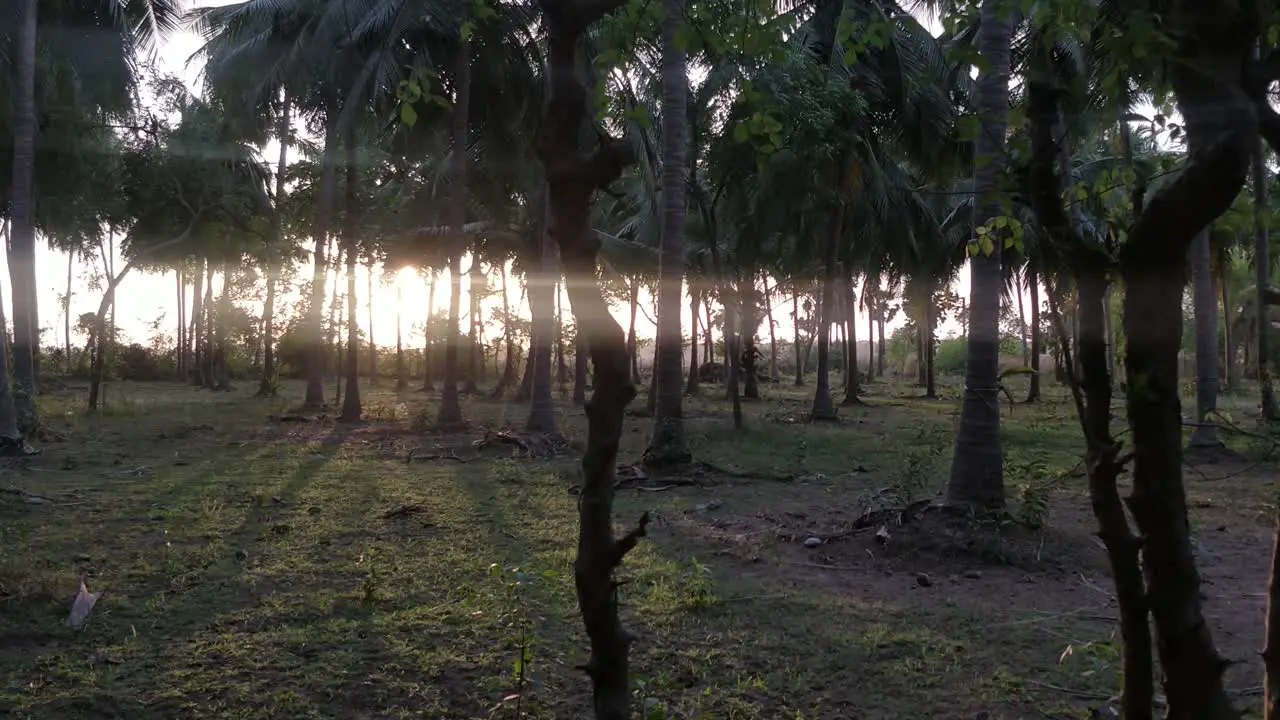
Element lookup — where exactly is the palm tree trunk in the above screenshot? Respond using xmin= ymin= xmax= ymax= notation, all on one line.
xmin=843 ymin=273 xmax=860 ymax=404
xmin=176 ymin=267 xmax=185 ymax=378
xmin=1189 ymin=229 xmax=1223 ymax=447
xmin=685 ymin=285 xmax=700 ymax=394
xmin=8 ymin=0 xmax=39 ymax=432
xmin=340 ymin=137 xmax=362 ymax=421
xmin=0 ymin=273 xmax=23 ymax=448
xmin=437 ymin=35 xmax=471 ymax=427
xmin=793 ymin=291 xmax=804 ymax=386
xmin=1017 ymin=270 xmax=1030 ymax=364
xmin=213 ymin=265 xmax=232 ymax=390
xmin=1028 ymin=262 xmax=1042 ymax=402
xmin=367 ymin=262 xmax=378 ymax=387
xmin=328 ymin=241 xmax=342 ymax=405
xmin=492 ymin=262 xmax=517 ymax=399
xmin=258 ymin=95 xmax=290 ymax=398
xmin=189 ymin=261 xmax=205 ymax=386
xmin=1221 ymin=252 xmax=1234 ymax=392
xmin=1255 ymin=122 xmax=1279 ymax=418
xmin=203 ymin=262 xmax=214 ymax=389
xmin=465 ymin=253 xmax=482 ymax=394
xmin=304 ymin=113 xmax=339 ymax=408
xmin=396 ymin=284 xmax=406 ymax=390
xmin=811 ymin=167 xmax=848 ymax=421
xmin=925 ymin=296 xmax=937 ymax=399
xmin=947 ymin=0 xmax=1010 ymax=509
xmin=526 ymin=193 xmax=558 ymax=433
xmin=556 ymin=278 xmax=570 ymax=393
xmin=703 ymin=296 xmax=714 ymax=364
xmin=574 ymin=338 xmax=588 ymax=404
xmin=627 ymin=279 xmax=640 ymax=384
xmin=764 ymin=278 xmax=778 ymax=382
xmin=423 ymin=270 xmax=436 ymax=391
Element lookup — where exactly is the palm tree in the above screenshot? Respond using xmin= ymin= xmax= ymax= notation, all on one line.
xmin=945 ymin=0 xmax=1011 ymax=510
xmin=1188 ymin=228 xmax=1222 ymax=447
xmin=645 ymin=0 xmax=692 ymax=467
xmin=7 ymin=0 xmax=38 ymax=432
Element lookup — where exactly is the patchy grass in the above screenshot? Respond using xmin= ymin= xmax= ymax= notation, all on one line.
xmin=0 ymin=376 xmax=1276 ymax=718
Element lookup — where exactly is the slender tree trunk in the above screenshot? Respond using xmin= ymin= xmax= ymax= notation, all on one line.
xmin=685 ymin=285 xmax=700 ymax=394
xmin=946 ymin=0 xmax=1010 ymax=509
xmin=465 ymin=253 xmax=482 ymax=394
xmin=793 ymin=291 xmax=804 ymax=386
xmin=189 ymin=261 xmax=205 ymax=386
xmin=811 ymin=177 xmax=847 ymax=421
xmin=64 ymin=253 xmax=74 ymax=375
xmin=741 ymin=280 xmax=759 ymax=400
xmin=202 ymin=262 xmax=214 ymax=389
xmin=213 ymin=265 xmax=232 ymax=390
xmin=764 ymin=279 xmax=778 ymax=382
xmin=574 ymin=337 xmax=588 ymax=405
xmin=328 ymin=241 xmax=342 ymax=405
xmin=877 ymin=305 xmax=886 ymax=376
xmin=1221 ymin=253 xmax=1234 ymax=392
xmin=367 ymin=262 xmax=378 ymax=387
xmin=924 ymin=298 xmax=937 ymax=399
xmin=527 ymin=193 xmax=558 ymax=433
xmin=1266 ymin=511 xmax=1280 ymax=719
xmin=703 ymin=296 xmax=714 ymax=364
xmin=395 ymin=283 xmax=406 ymax=390
xmin=865 ymin=290 xmax=875 ymax=381
xmin=492 ymin=262 xmax=517 ymax=399
xmin=177 ymin=267 xmax=185 ymax=378
xmin=723 ymin=280 xmax=743 ymax=429
xmin=1255 ymin=116 xmax=1278 ymax=418
xmin=304 ymin=114 xmax=339 ymax=408
xmin=437 ymin=36 xmax=471 ymax=427
xmin=1028 ymin=262 xmax=1042 ymax=402
xmin=422 ymin=270 xmax=436 ymax=391
xmin=843 ymin=274 xmax=860 ymax=404
xmin=8 ymin=0 xmax=39 ymax=432
xmin=556 ymin=278 xmax=570 ymax=394
xmin=0 ymin=272 xmax=23 ymax=448
xmin=627 ymin=279 xmax=640 ymax=384
xmin=340 ymin=136 xmax=362 ymax=421
xmin=258 ymin=97 xmax=289 ymax=398
xmin=1017 ymin=270 xmax=1030 ymax=364
xmin=1189 ymin=229 xmax=1223 ymax=447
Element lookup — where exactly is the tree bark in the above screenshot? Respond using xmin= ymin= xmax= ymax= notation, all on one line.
xmin=340 ymin=136 xmax=362 ymax=422
xmin=541 ymin=0 xmax=643 ymax=712
xmin=645 ymin=0 xmax=691 ymax=468
xmin=1255 ymin=110 xmax=1279 ymax=419
xmin=422 ymin=270 xmax=436 ymax=391
xmin=810 ymin=171 xmax=847 ymax=422
xmin=793 ymin=291 xmax=804 ymax=386
xmin=396 ymin=283 xmax=406 ymax=390
xmin=436 ymin=35 xmax=471 ymax=428
xmin=9 ymin=0 xmax=39 ymax=431
xmin=685 ymin=285 xmax=700 ymax=394
xmin=843 ymin=272 xmax=860 ymax=404
xmin=465 ymin=252 xmax=482 ymax=394
xmin=1189 ymin=229 xmax=1223 ymax=447
xmin=1027 ymin=261 xmax=1042 ymax=402
xmin=946 ymin=0 xmax=1010 ymax=510
xmin=367 ymin=262 xmax=378 ymax=387
xmin=527 ymin=194 xmax=558 ymax=434
xmin=304 ymin=113 xmax=338 ymax=408
xmin=257 ymin=95 xmax=290 ymax=398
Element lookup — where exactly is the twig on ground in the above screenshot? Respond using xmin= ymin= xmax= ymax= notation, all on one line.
xmin=1024 ymin=679 xmax=1110 ymax=700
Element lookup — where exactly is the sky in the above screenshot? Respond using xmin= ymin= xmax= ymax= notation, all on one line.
xmin=4 ymin=0 xmax=1007 ymax=356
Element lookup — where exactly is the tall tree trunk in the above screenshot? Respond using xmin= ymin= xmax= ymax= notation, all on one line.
xmin=1221 ymin=251 xmax=1234 ymax=392
xmin=189 ymin=261 xmax=205 ymax=386
xmin=556 ymin=278 xmax=570 ymax=393
xmin=685 ymin=285 xmax=700 ymax=394
xmin=328 ymin=241 xmax=342 ymax=405
xmin=213 ymin=265 xmax=232 ymax=390
xmin=626 ymin=279 xmax=640 ymax=384
xmin=764 ymin=279 xmax=778 ymax=382
xmin=1027 ymin=261 xmax=1042 ymax=402
xmin=1189 ymin=229 xmax=1223 ymax=447
xmin=437 ymin=35 xmax=471 ymax=428
xmin=650 ymin=0 xmax=691 ymax=466
xmin=703 ymin=296 xmax=714 ymax=365
xmin=465 ymin=253 xmax=482 ymax=394
xmin=422 ymin=270 xmax=436 ymax=391
xmin=304 ymin=113 xmax=339 ymax=408
xmin=492 ymin=262 xmax=517 ymax=399
xmin=865 ymin=288 xmax=875 ymax=380
xmin=9 ymin=0 xmax=39 ymax=431
xmin=0 ymin=273 xmax=23 ymax=449
xmin=396 ymin=284 xmax=406 ymax=390
xmin=811 ymin=174 xmax=847 ymax=421
xmin=1017 ymin=269 xmax=1030 ymax=365
xmin=741 ymin=281 xmax=760 ymax=400
xmin=340 ymin=137 xmax=362 ymax=421
xmin=176 ymin=267 xmax=185 ymax=378
xmin=793 ymin=291 xmax=804 ymax=386
xmin=367 ymin=262 xmax=378 ymax=387
xmin=723 ymin=279 xmax=743 ymax=429
xmin=924 ymin=297 xmax=937 ymax=399
xmin=258 ymin=95 xmax=290 ymax=398
xmin=203 ymin=262 xmax=215 ymax=389
xmin=1255 ymin=117 xmax=1279 ymax=419
xmin=527 ymin=193 xmax=558 ymax=434
xmin=843 ymin=273 xmax=860 ymax=404
xmin=64 ymin=253 xmax=74 ymax=375
xmin=541 ymin=1 xmax=644 ymax=713
xmin=574 ymin=337 xmax=588 ymax=405
xmin=877 ymin=303 xmax=886 ymax=376
xmin=947 ymin=0 xmax=1010 ymax=509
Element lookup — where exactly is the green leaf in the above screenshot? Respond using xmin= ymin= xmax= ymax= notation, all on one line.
xmin=399 ymin=103 xmax=418 ymax=128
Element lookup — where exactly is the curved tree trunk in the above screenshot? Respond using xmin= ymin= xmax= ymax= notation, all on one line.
xmin=1189 ymin=229 xmax=1222 ymax=447
xmin=946 ymin=0 xmax=1010 ymax=509
xmin=436 ymin=35 xmax=471 ymax=428
xmin=541 ymin=0 xmax=643 ymax=712
xmin=9 ymin=0 xmax=39 ymax=432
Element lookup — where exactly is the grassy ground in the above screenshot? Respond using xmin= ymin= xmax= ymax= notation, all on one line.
xmin=1 ymin=374 xmax=1277 ymax=719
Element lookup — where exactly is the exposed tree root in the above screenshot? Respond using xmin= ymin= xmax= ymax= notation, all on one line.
xmin=404 ymin=448 xmax=470 ymax=464
xmin=381 ymin=503 xmax=430 ymax=519
xmin=472 ymin=430 xmax=566 ymax=459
